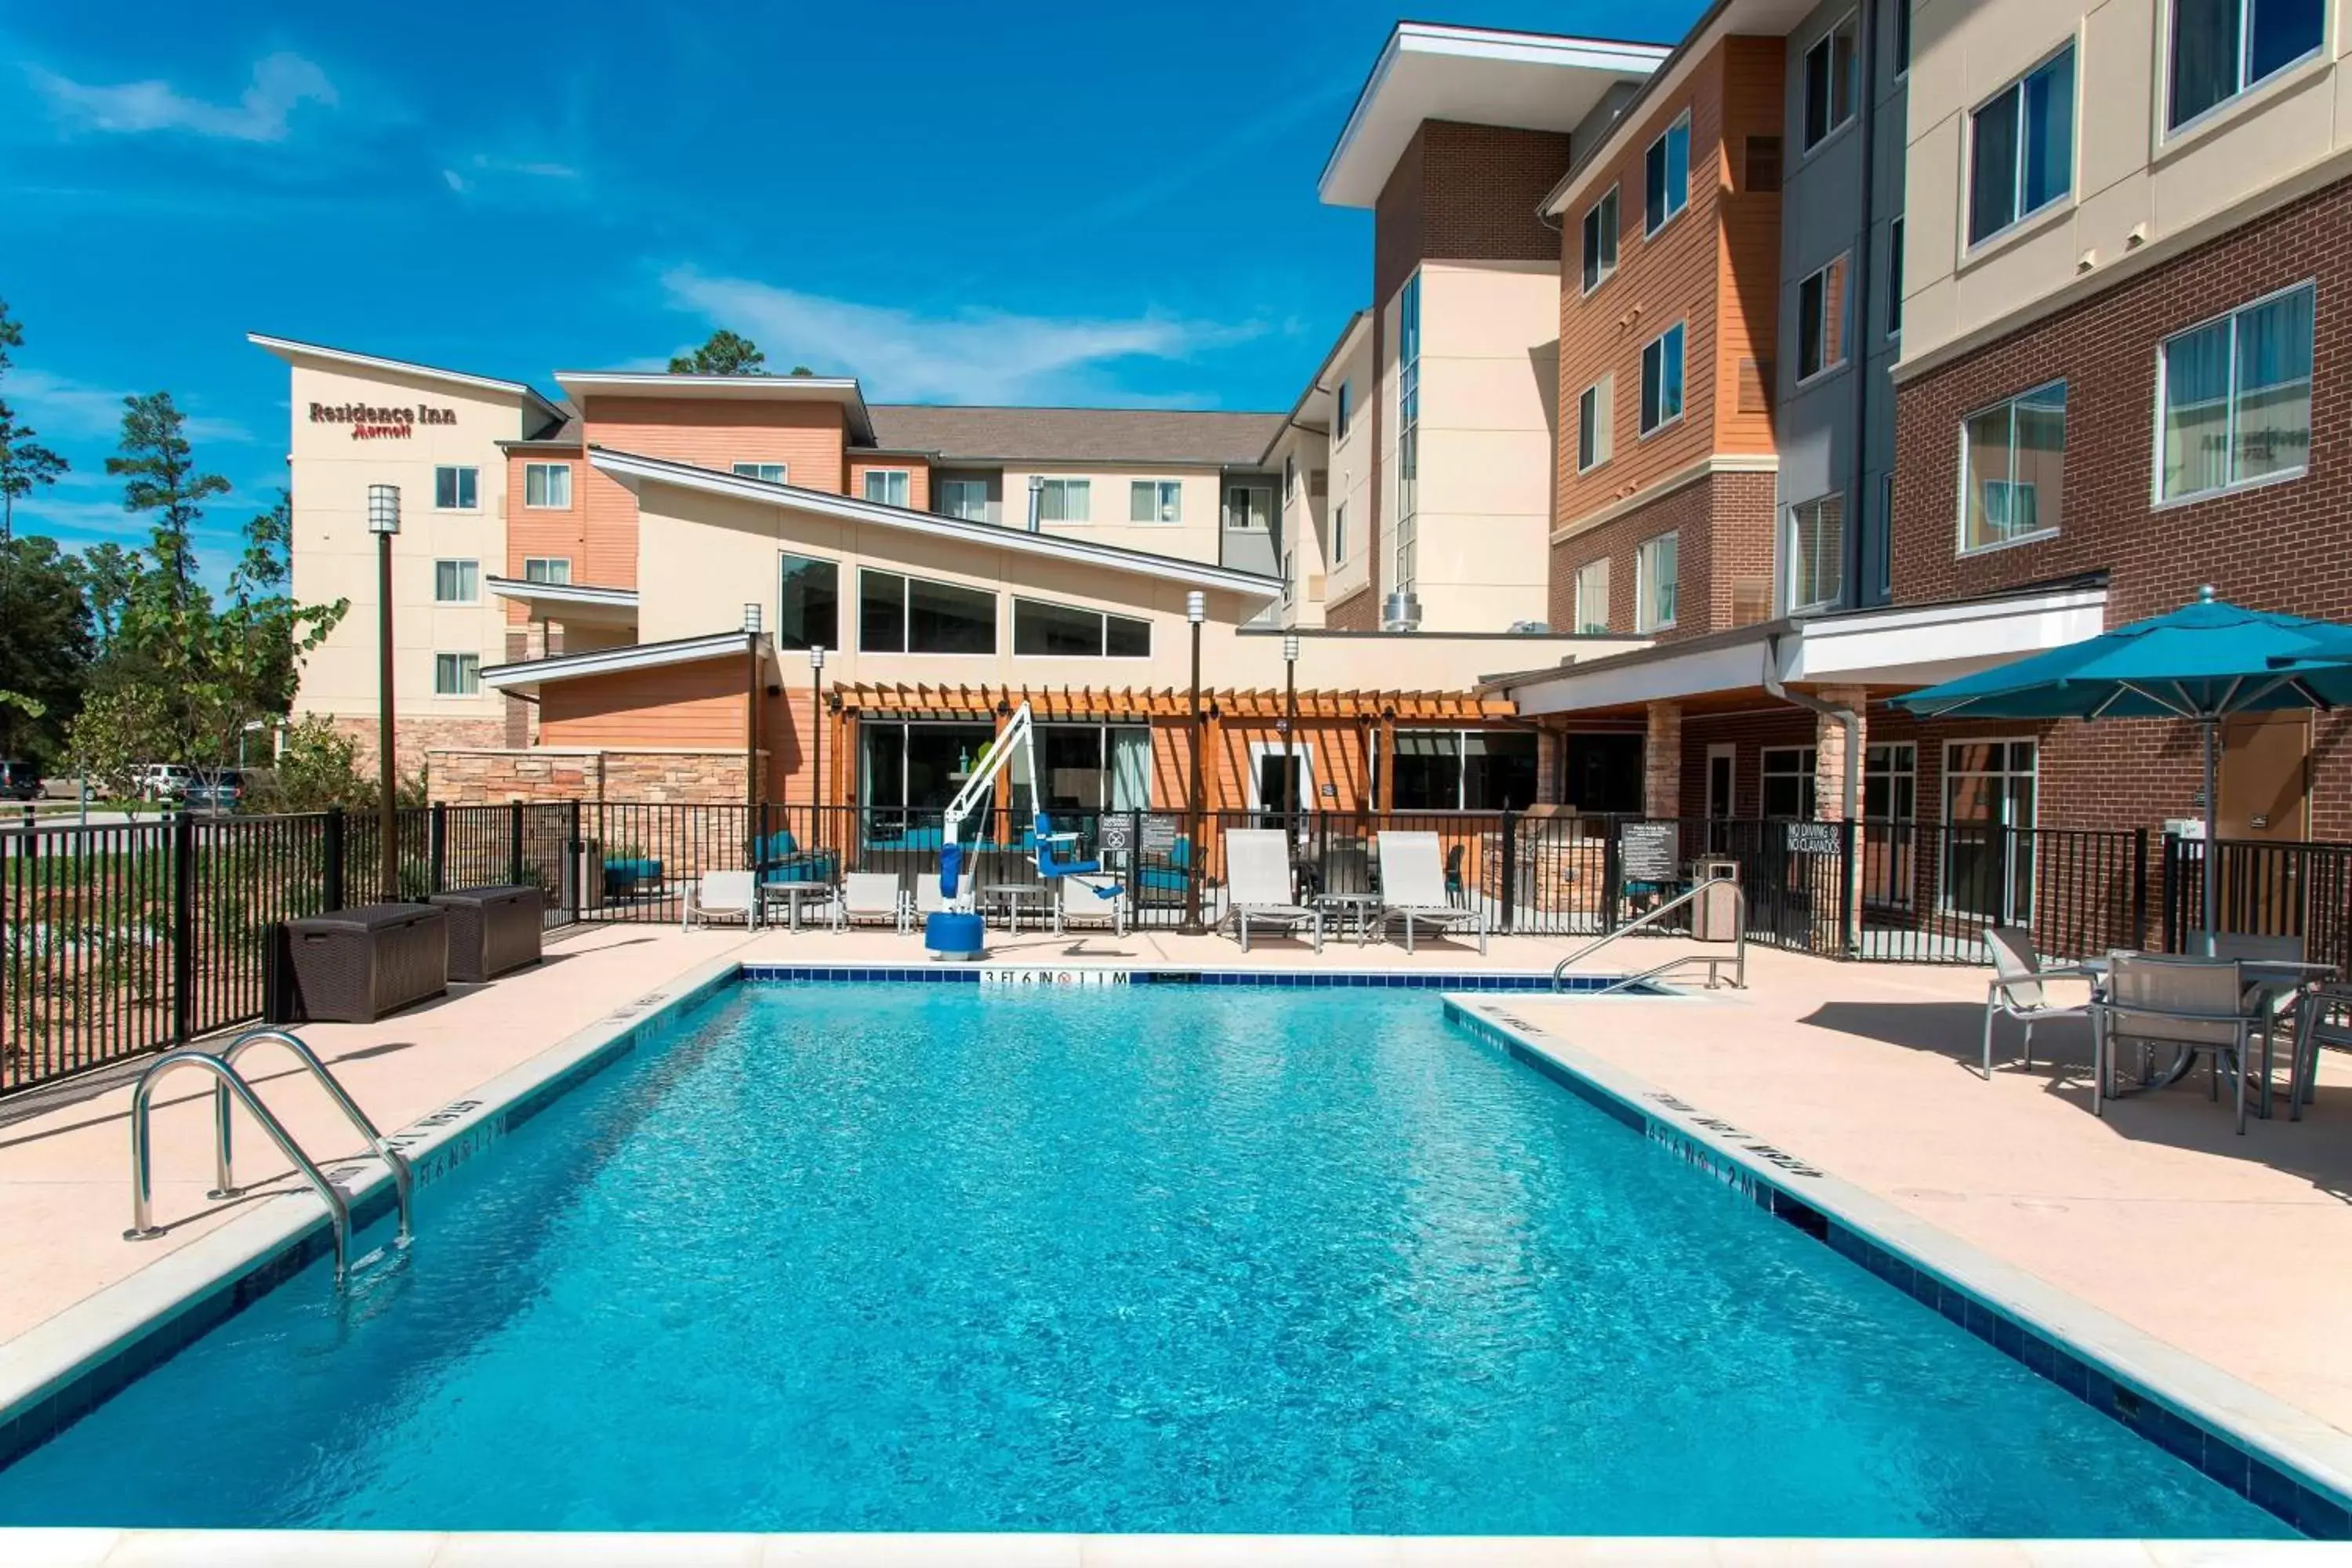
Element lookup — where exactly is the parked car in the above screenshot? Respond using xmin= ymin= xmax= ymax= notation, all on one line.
xmin=0 ymin=761 xmax=43 ymax=801
xmin=134 ymin=764 xmax=194 ymax=803
xmin=184 ymin=770 xmax=246 ymax=815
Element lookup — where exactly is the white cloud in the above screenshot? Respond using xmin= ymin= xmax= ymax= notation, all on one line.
xmin=661 ymin=268 xmax=1261 ymax=404
xmin=5 ymin=369 xmax=252 ymax=445
xmin=442 ymin=153 xmax=584 ymax=196
xmin=27 ymin=52 xmax=336 ymax=143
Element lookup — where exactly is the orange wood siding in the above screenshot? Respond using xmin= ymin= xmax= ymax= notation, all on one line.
xmin=847 ymin=459 xmax=931 ymax=513
xmin=538 ymin=657 xmax=750 ymax=749
xmin=584 ymin=397 xmax=848 ymax=492
xmin=1711 ymin=35 xmax=1786 ymax=456
xmin=503 ymin=447 xmax=590 ymax=621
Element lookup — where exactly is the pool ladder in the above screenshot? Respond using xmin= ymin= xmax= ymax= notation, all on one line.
xmin=124 ymin=1028 xmax=414 ymax=1283
xmin=1550 ymin=877 xmax=1748 ymax=995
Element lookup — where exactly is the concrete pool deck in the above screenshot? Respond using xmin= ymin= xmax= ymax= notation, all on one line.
xmin=2 ymin=916 xmax=2350 ymax=1465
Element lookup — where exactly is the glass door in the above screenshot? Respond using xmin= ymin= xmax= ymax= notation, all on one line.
xmin=1942 ymin=739 xmax=2036 ymax=924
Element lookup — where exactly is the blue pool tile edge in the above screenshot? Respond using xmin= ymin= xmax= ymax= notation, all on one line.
xmin=1442 ymin=995 xmax=2352 ymax=1542
xmin=738 ymin=963 xmax=1665 ymax=993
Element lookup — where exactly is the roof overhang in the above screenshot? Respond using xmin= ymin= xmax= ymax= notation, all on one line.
xmin=554 ymin=372 xmax=875 ymax=445
xmin=590 ymin=447 xmax=1284 ymax=604
xmin=480 ymin=629 xmax=757 ymax=696
xmin=247 ymin=333 xmax=563 ymax=429
xmin=1495 ymin=585 xmax=2113 ymax=717
xmin=485 ymin=577 xmax=639 ymax=628
xmin=1258 ymin=311 xmax=1371 ymax=466
xmin=1320 ymin=24 xmax=1670 ymax=208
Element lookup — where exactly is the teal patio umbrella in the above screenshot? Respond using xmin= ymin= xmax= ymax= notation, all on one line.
xmin=1894 ymin=586 xmax=2352 ymax=951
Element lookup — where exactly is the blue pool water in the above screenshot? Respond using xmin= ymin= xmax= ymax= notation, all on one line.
xmin=0 ymin=982 xmax=2289 ymax=1537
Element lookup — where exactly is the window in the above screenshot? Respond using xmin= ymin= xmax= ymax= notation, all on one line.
xmin=433 ymin=465 xmax=477 ymax=510
xmin=1581 ymin=186 xmax=1619 ymax=292
xmin=522 ymin=557 xmax=572 ymax=585
xmin=1130 ymin=481 xmax=1183 ymax=524
xmin=1013 ymin=597 xmax=1151 ymax=658
xmin=1635 ymin=531 xmax=1679 ymax=631
xmin=1038 ymin=477 xmax=1091 ymax=522
xmin=858 ymin=568 xmax=995 ymax=655
xmin=1968 ymin=45 xmax=2075 ymax=245
xmin=1283 ymin=453 xmax=1298 ymax=498
xmin=1798 ymin=255 xmax=1850 ymax=382
xmin=732 ymin=462 xmax=788 ymax=484
xmin=1887 ymin=216 xmax=1905 ymax=339
xmin=1645 ymin=111 xmax=1691 ymax=235
xmin=1335 ymin=380 xmax=1352 ymax=441
xmin=1744 ymin=135 xmax=1784 ymax=192
xmin=1962 ymin=379 xmax=2068 ymax=549
xmin=1332 ymin=500 xmax=1348 ymax=565
xmin=1802 ymin=13 xmax=1860 ymax=150
xmin=1224 ymin=485 xmax=1271 ymax=532
xmin=1577 ymin=376 xmax=1613 ymax=472
xmin=1388 ymin=730 xmax=1541 ymax=811
xmin=1762 ymin=746 xmax=1818 ymax=819
xmin=938 ymin=477 xmax=989 ymax=521
xmin=1891 ymin=0 xmax=1912 ymax=74
xmin=1943 ymin=739 xmax=2038 ymax=924
xmin=524 ymin=463 xmax=572 ymax=509
xmin=433 ymin=559 xmax=478 ymax=604
xmin=862 ymin=469 xmax=911 ymax=507
xmin=434 ymin=652 xmax=480 ymax=697
xmin=2158 ymin=282 xmax=2314 ymax=503
xmin=1396 ymin=271 xmax=1422 ymax=595
xmin=778 ymin=553 xmax=840 ymax=650
xmin=2169 ymin=0 xmax=2325 ymax=131
xmin=1864 ymin=742 xmax=1916 ymax=821
xmin=1639 ymin=322 xmax=1686 ymax=435
xmin=1280 ymin=547 xmax=1296 ymax=608
xmin=1784 ymin=495 xmax=1845 ymax=612
xmin=860 ymin=721 xmax=1000 ymax=814
xmin=1573 ymin=558 xmax=1611 ymax=633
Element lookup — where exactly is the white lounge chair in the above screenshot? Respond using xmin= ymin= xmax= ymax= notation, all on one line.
xmin=1981 ymin=924 xmax=2093 ymax=1080
xmin=837 ymin=872 xmax=909 ymax=933
xmin=1221 ymin=829 xmax=1322 ymax=953
xmin=1056 ymin=872 xmax=1128 ymax=936
xmin=684 ymin=869 xmax=757 ymax=932
xmin=1374 ymin=832 xmax=1486 ymax=955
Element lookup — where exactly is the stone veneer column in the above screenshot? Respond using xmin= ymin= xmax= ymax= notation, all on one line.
xmin=1810 ymin=686 xmax=1870 ymax=821
xmin=1644 ymin=702 xmax=1682 ymax=819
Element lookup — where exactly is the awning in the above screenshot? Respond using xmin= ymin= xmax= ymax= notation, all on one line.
xmin=485 ymin=577 xmax=638 ymax=629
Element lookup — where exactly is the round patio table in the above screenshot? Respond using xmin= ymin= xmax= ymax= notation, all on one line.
xmin=2082 ymin=954 xmax=2336 ymax=1098
xmin=982 ymin=882 xmax=1051 ymax=935
xmin=763 ymin=880 xmax=837 ymax=934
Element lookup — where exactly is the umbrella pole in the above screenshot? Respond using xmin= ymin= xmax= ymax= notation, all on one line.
xmin=2201 ymin=718 xmax=2220 ymax=956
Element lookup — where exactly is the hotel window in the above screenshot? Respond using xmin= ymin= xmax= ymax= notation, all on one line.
xmin=1581 ymin=186 xmax=1619 ymax=292
xmin=1395 ymin=270 xmax=1421 ymax=595
xmin=858 ymin=568 xmax=995 ymax=655
xmin=778 ymin=553 xmax=840 ymax=650
xmin=1887 ymin=216 xmax=1904 ymax=339
xmin=1283 ymin=453 xmax=1298 ymax=498
xmin=1967 ymin=45 xmax=2074 ymax=246
xmin=2169 ymin=0 xmax=2325 ymax=131
xmin=1639 ymin=321 xmax=1686 ymax=435
xmin=1577 ymin=375 xmax=1613 ymax=472
xmin=1224 ymin=484 xmax=1271 ymax=532
xmin=1014 ymin=597 xmax=1151 ymax=658
xmin=1891 ymin=0 xmax=1912 ymax=74
xmin=1332 ymin=500 xmax=1348 ymax=564
xmin=1784 ymin=494 xmax=1845 ymax=613
xmin=1280 ymin=547 xmax=1296 ymax=608
xmin=432 ymin=559 xmax=478 ymax=604
xmin=731 ymin=462 xmax=788 ymax=484
xmin=2158 ymin=282 xmax=2314 ymax=503
xmin=434 ymin=652 xmax=480 ymax=697
xmin=1635 ymin=531 xmax=1679 ymax=632
xmin=1335 ymin=380 xmax=1352 ymax=441
xmin=1131 ymin=481 xmax=1183 ymax=524
xmin=1802 ymin=12 xmax=1860 ymax=151
xmin=433 ymin=465 xmax=477 ymax=511
xmin=1644 ymin=111 xmax=1690 ymax=236
xmin=1038 ymin=477 xmax=1091 ymax=522
xmin=1573 ymin=557 xmax=1611 ymax=633
xmin=1943 ymin=739 xmax=2038 ymax=924
xmin=1761 ymin=747 xmax=1818 ymax=819
xmin=522 ymin=557 xmax=572 ymax=586
xmin=1387 ymin=730 xmax=1540 ymax=811
xmin=1798 ymin=255 xmax=1851 ymax=383
xmin=1962 ymin=379 xmax=2068 ymax=549
xmin=937 ymin=477 xmax=989 ymax=521
xmin=860 ymin=720 xmax=1003 ymax=815
xmin=523 ymin=462 xmax=572 ymax=509
xmin=862 ymin=469 xmax=911 ymax=507
xmin=1864 ymin=742 xmax=1916 ymax=822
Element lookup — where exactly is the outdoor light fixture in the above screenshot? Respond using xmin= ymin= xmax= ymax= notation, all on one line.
xmin=742 ymin=603 xmax=763 ymax=634
xmin=1187 ymin=590 xmax=1206 ymax=624
xmin=809 ymin=644 xmax=828 ymax=820
xmin=1281 ymin=633 xmax=1301 ymax=837
xmin=809 ymin=644 xmax=826 ymax=672
xmin=368 ymin=484 xmax=400 ymax=896
xmin=1185 ymin=588 xmax=1207 ymax=930
xmin=367 ymin=483 xmax=401 ymax=535
xmin=1282 ymin=633 xmax=1301 ymax=662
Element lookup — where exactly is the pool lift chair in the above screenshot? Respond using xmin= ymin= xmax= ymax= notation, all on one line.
xmin=923 ymin=701 xmax=1126 ymax=960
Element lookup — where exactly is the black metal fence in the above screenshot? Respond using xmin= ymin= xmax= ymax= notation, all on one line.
xmin=2163 ymin=835 xmax=2352 ymax=977
xmin=2 ymin=802 xmax=578 ymax=1096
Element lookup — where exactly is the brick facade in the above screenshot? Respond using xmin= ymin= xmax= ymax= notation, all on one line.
xmin=1548 ymin=470 xmax=1775 ymax=643
xmin=1374 ymin=120 xmax=1573 ymax=309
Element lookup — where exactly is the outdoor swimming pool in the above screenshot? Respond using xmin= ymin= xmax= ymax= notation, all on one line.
xmin=0 ymin=978 xmax=2296 ymax=1537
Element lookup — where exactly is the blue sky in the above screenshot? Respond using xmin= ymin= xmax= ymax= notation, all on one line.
xmin=3 ymin=0 xmax=1698 ymax=586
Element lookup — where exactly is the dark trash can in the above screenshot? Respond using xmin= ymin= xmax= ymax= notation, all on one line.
xmin=285 ymin=902 xmax=448 ymax=1024
xmin=430 ymin=884 xmax=544 ymax=982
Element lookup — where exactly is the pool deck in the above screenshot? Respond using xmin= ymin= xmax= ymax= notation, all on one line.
xmin=4 ymin=919 xmax=2352 ymax=1555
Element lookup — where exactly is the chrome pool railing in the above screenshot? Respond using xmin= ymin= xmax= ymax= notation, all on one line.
xmin=1550 ymin=877 xmax=1748 ymax=994
xmin=212 ymin=1028 xmax=413 ymax=1247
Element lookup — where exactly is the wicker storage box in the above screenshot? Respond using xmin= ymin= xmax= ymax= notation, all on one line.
xmin=430 ymin=884 xmax=543 ymax=982
xmin=285 ymin=902 xmax=448 ymax=1023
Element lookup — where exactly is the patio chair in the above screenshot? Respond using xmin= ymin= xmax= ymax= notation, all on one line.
xmin=837 ymin=872 xmax=909 ymax=934
xmin=1374 ymin=832 xmax=1487 ymax=956
xmin=684 ymin=870 xmax=757 ymax=933
xmin=1055 ymin=872 xmax=1128 ymax=936
xmin=2289 ymin=982 xmax=2352 ymax=1121
xmin=1980 ymin=925 xmax=2093 ymax=1080
xmin=1221 ymin=829 xmax=1323 ymax=953
xmin=2092 ymin=953 xmax=2264 ymax=1133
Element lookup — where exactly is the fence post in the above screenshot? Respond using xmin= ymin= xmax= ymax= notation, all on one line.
xmin=2159 ymin=832 xmax=2180 ymax=954
xmin=1602 ymin=821 xmax=1622 ymax=935
xmin=1125 ymin=808 xmax=1143 ymax=910
xmin=428 ymin=802 xmax=448 ymax=894
xmin=2130 ymin=826 xmax=2150 ymax=951
xmin=508 ymin=800 xmax=525 ymax=886
xmin=1497 ymin=808 xmax=1519 ymax=933
xmin=323 ymin=804 xmax=346 ymax=912
xmin=1838 ymin=818 xmax=1858 ymax=958
xmin=170 ymin=810 xmax=195 ymax=1044
xmin=566 ymin=800 xmax=584 ymax=920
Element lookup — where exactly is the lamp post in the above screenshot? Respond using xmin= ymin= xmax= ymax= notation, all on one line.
xmin=742 ymin=604 xmax=762 ymax=823
xmin=1185 ymin=590 xmax=1206 ymax=931
xmin=367 ymin=484 xmax=400 ymax=899
xmin=808 ymin=644 xmax=827 ymax=844
xmin=1281 ymin=632 xmax=1300 ymax=843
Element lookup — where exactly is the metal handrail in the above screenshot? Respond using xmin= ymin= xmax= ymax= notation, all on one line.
xmin=1552 ymin=877 xmax=1748 ymax=992
xmin=213 ymin=1028 xmax=413 ymax=1247
xmin=124 ymin=1051 xmax=356 ymax=1280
